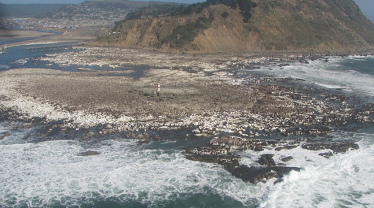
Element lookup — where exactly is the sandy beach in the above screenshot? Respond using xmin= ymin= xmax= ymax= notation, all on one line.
xmin=1 ymin=27 xmax=108 ymax=48
xmin=0 ymin=29 xmax=53 ymax=39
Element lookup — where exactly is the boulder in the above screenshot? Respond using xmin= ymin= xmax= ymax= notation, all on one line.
xmin=230 ymin=165 xmax=301 ymax=184
xmin=77 ymin=150 xmax=101 ymax=156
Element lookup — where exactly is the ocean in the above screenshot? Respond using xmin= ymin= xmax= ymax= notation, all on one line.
xmin=1 ymin=47 xmax=374 ymax=207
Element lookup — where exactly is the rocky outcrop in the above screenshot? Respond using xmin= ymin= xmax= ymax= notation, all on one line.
xmin=231 ymin=165 xmax=301 ymax=184
xmin=184 ymin=136 xmax=359 ymax=183
xmin=302 ymin=142 xmax=359 ymax=153
xmin=77 ymin=150 xmax=101 ymax=156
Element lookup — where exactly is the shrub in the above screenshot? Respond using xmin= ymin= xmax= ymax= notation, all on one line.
xmin=162 ymin=17 xmax=214 ymax=48
xmin=221 ymin=11 xmax=229 ymax=18
xmin=125 ymin=0 xmax=257 ymax=23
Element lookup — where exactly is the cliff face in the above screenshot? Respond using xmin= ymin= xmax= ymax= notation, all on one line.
xmin=100 ymin=0 xmax=374 ymax=52
xmin=247 ymin=0 xmax=374 ymax=51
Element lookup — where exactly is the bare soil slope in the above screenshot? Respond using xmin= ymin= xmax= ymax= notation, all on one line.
xmin=100 ymin=0 xmax=374 ymax=53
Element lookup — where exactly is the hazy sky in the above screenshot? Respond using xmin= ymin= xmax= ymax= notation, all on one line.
xmin=0 ymin=0 xmax=203 ymax=4
xmin=0 ymin=0 xmax=373 ymax=22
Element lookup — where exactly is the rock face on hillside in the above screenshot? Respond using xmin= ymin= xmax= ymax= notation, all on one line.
xmin=99 ymin=0 xmax=374 ymax=52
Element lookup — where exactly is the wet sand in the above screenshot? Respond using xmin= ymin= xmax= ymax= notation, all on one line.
xmin=2 ymin=27 xmax=108 ymax=48
xmin=0 ymin=29 xmax=54 ymax=40
xmin=0 ymin=29 xmax=55 ymax=46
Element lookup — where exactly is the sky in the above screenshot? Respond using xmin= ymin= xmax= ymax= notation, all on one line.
xmin=355 ymin=0 xmax=374 ymax=22
xmin=0 ymin=0 xmax=203 ymax=4
xmin=0 ymin=0 xmax=373 ymax=22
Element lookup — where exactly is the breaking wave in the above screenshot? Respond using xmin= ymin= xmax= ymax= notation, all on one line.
xmin=1 ymin=124 xmax=374 ymax=208
xmin=1 ymin=56 xmax=374 ymax=207
xmin=260 ymin=132 xmax=374 ymax=208
xmin=256 ymin=56 xmax=374 ymax=99
xmin=0 ymin=135 xmax=268 ymax=208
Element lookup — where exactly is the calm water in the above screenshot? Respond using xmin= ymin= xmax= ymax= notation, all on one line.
xmin=0 ymin=44 xmax=162 ymax=79
xmin=0 ymin=45 xmax=374 ymax=207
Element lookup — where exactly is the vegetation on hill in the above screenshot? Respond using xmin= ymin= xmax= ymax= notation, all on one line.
xmin=101 ymin=0 xmax=374 ymax=53
xmin=161 ymin=17 xmax=214 ymax=48
xmin=184 ymin=0 xmax=258 ymax=23
xmin=126 ymin=0 xmax=257 ymax=23
xmin=112 ymin=0 xmax=258 ymax=49
xmin=125 ymin=4 xmax=181 ymax=20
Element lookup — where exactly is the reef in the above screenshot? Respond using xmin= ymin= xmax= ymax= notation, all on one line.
xmin=0 ymin=47 xmax=373 ymax=183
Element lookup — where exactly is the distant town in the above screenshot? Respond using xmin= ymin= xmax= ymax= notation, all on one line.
xmin=1 ymin=1 xmax=141 ymax=30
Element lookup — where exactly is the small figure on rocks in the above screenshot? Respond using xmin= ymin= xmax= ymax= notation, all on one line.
xmin=157 ymin=83 xmax=161 ymax=98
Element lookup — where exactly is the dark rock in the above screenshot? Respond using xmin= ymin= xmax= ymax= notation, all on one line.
xmin=278 ymin=63 xmax=290 ymax=67
xmin=0 ymin=132 xmax=10 ymax=140
xmin=280 ymin=156 xmax=294 ymax=162
xmin=229 ymin=165 xmax=301 ymax=184
xmin=274 ymin=178 xmax=284 ymax=184
xmin=77 ymin=150 xmax=101 ymax=156
xmin=184 ymin=147 xmax=240 ymax=169
xmin=183 ymin=136 xmax=304 ymax=183
xmin=318 ymin=152 xmax=333 ymax=158
xmin=275 ymin=145 xmax=298 ymax=151
xmin=302 ymin=142 xmax=359 ymax=153
xmin=208 ymin=136 xmax=272 ymax=152
xmin=183 ymin=136 xmax=360 ymax=183
xmin=0 ymin=106 xmax=22 ymax=121
xmin=330 ymin=142 xmax=359 ymax=153
xmin=31 ymin=117 xmax=45 ymax=123
xmin=258 ymin=154 xmax=276 ymax=167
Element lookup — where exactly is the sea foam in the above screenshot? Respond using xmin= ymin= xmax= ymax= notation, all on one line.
xmin=256 ymin=56 xmax=374 ymax=99
xmin=259 ymin=132 xmax=374 ymax=208
xmin=0 ymin=138 xmax=268 ymax=208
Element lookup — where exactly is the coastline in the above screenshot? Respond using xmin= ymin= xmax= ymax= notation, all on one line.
xmin=2 ymin=47 xmax=372 ymax=132
xmin=1 ymin=30 xmax=374 ymax=183
xmin=1 ymin=45 xmax=374 ymax=182
xmin=1 ymin=0 xmax=374 ymax=203
xmin=1 ymin=27 xmax=107 ymax=48
xmin=0 ymin=29 xmax=54 ymax=40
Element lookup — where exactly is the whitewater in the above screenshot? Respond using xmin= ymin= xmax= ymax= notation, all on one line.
xmin=1 ymin=55 xmax=374 ymax=207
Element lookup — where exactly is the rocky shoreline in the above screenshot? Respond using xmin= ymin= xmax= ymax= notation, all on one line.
xmin=1 ymin=46 xmax=373 ymax=183
xmin=184 ymin=136 xmax=360 ymax=183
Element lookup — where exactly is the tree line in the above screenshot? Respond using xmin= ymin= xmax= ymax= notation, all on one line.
xmin=126 ymin=0 xmax=257 ymax=23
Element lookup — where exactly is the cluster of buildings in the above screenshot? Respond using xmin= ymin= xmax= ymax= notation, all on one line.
xmin=4 ymin=2 xmax=135 ymax=30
